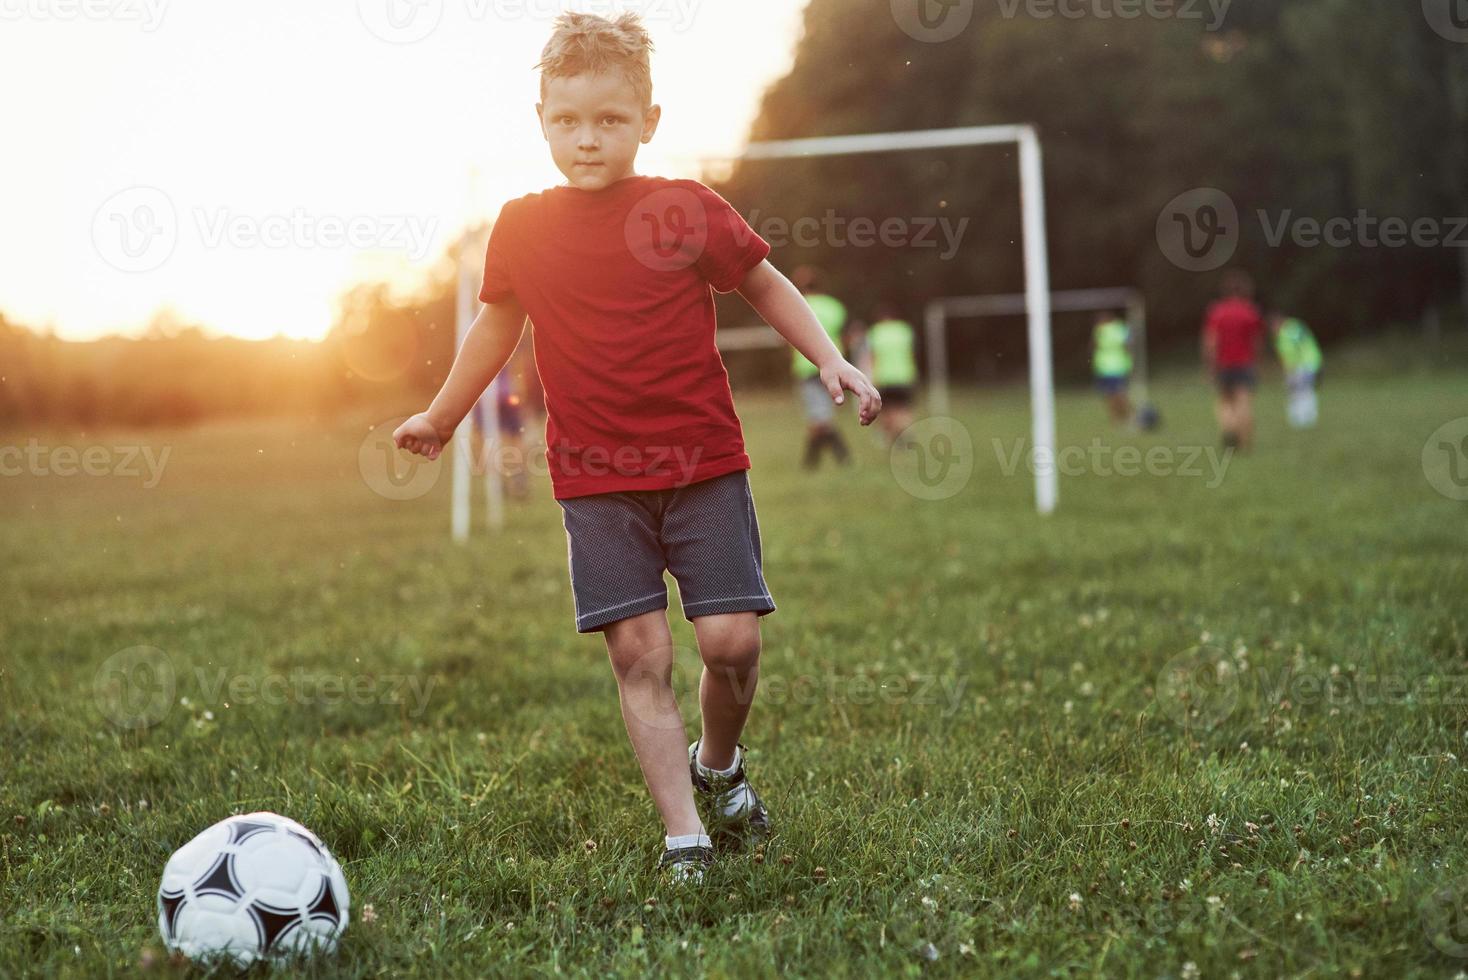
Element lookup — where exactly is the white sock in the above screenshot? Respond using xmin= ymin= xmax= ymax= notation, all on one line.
xmin=665 ymin=831 xmax=711 ymax=851
xmin=696 ymin=744 xmax=741 ymax=777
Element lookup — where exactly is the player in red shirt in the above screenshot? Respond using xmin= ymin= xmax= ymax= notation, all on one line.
xmin=1201 ymin=270 xmax=1265 ymax=451
xmin=393 ymin=12 xmax=881 ymax=882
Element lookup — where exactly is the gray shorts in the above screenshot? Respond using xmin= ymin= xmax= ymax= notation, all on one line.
xmin=797 ymin=376 xmax=835 ymax=424
xmin=556 ymin=469 xmax=777 ymax=633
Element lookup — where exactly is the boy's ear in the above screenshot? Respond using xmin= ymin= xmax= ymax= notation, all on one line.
xmin=640 ymin=104 xmax=662 ymax=144
xmin=535 ymin=102 xmax=548 ymax=140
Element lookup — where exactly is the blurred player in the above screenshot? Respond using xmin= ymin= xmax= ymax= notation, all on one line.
xmin=790 ymin=266 xmax=851 ymax=469
xmin=1202 ymin=270 xmax=1264 ymax=451
xmin=1269 ymin=312 xmax=1322 ymax=429
xmin=866 ymin=301 xmax=918 ymax=446
xmin=1091 ymin=310 xmax=1133 ymax=427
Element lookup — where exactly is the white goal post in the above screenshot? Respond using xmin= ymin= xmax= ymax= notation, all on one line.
xmin=714 ymin=125 xmax=1059 ymax=514
xmin=451 ymin=225 xmax=504 ymax=543
xmin=926 ymin=287 xmax=1149 ymax=414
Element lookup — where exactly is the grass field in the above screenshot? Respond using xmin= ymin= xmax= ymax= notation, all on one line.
xmin=3 ymin=350 xmax=1468 ymax=977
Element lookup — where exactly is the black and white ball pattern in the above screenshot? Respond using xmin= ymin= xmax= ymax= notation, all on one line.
xmin=157 ymin=812 xmax=350 ymax=967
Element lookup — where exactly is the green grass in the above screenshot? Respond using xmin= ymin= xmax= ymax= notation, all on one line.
xmin=3 ymin=356 xmax=1467 ymax=978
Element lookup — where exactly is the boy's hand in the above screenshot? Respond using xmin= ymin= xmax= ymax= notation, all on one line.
xmin=393 ymin=413 xmax=451 ymax=462
xmin=820 ymin=359 xmax=883 ymax=426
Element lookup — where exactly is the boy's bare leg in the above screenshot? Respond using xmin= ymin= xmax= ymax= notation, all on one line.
xmin=603 ymin=609 xmax=703 ymax=837
xmin=692 ymin=612 xmax=762 ymax=770
xmin=1237 ymin=389 xmax=1255 ymax=449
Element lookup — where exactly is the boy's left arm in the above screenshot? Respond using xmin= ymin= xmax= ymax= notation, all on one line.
xmin=736 ymin=260 xmax=882 ymax=426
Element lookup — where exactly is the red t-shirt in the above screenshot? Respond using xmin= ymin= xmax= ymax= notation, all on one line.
xmin=480 ymin=176 xmax=771 ymax=499
xmin=1202 ymin=297 xmax=1264 ymax=369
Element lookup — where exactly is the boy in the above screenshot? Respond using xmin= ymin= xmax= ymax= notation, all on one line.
xmin=1090 ymin=310 xmax=1133 ymax=427
xmin=1268 ymin=312 xmax=1322 ymax=429
xmin=788 ymin=266 xmax=854 ymax=469
xmin=865 ymin=301 xmax=918 ymax=446
xmin=393 ymin=12 xmax=881 ymax=881
xmin=1201 ymin=270 xmax=1264 ymax=451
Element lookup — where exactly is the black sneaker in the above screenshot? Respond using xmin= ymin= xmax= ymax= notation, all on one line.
xmin=658 ymin=842 xmax=713 ymax=883
xmin=688 ymin=740 xmax=771 ymax=852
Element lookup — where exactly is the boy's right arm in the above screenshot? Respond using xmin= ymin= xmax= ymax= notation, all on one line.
xmin=393 ymin=297 xmax=528 ymax=461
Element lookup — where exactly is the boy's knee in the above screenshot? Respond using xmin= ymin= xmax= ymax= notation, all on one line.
xmin=697 ymin=616 xmax=761 ymax=677
xmin=604 ymin=615 xmax=674 ymax=682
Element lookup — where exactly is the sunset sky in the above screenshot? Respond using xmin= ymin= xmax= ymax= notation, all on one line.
xmin=0 ymin=0 xmax=805 ymax=341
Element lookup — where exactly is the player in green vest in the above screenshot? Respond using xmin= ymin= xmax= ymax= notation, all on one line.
xmin=790 ymin=267 xmax=851 ymax=469
xmin=1092 ymin=311 xmax=1134 ymax=426
xmin=865 ymin=302 xmax=918 ymax=446
xmin=1269 ymin=313 xmax=1322 ymax=428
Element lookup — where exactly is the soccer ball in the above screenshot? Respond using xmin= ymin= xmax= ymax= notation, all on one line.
xmin=156 ymin=811 xmax=350 ymax=967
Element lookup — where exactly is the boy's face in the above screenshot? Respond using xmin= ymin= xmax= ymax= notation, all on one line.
xmin=537 ymin=72 xmax=660 ymax=192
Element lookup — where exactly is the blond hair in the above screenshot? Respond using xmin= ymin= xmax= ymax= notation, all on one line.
xmin=536 ymin=12 xmax=655 ymax=107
